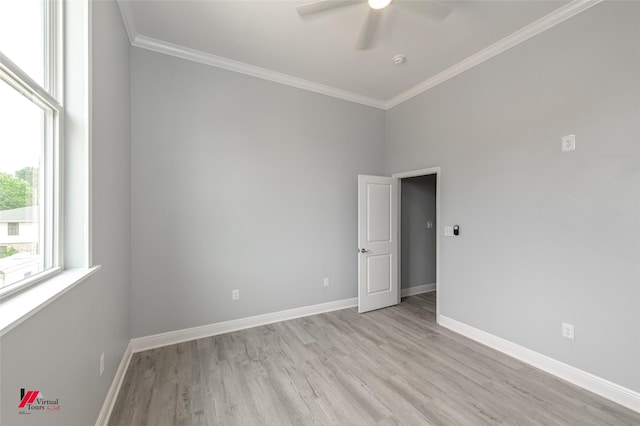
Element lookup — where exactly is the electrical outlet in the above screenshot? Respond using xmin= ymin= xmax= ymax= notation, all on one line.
xmin=232 ymin=289 xmax=240 ymax=300
xmin=100 ymin=353 xmax=104 ymax=376
xmin=562 ymin=134 xmax=575 ymax=152
xmin=323 ymin=277 xmax=329 ymax=287
xmin=561 ymin=323 xmax=574 ymax=340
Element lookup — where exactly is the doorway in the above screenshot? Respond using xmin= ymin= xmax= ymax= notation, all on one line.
xmin=394 ymin=167 xmax=440 ymax=319
xmin=356 ymin=168 xmax=440 ymax=317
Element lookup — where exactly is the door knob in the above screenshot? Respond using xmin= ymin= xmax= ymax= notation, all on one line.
xmin=358 ymin=248 xmax=370 ymax=253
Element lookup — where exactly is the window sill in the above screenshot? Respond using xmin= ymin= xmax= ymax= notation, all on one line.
xmin=0 ymin=266 xmax=101 ymax=337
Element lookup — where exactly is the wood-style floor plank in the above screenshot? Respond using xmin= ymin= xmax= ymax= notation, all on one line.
xmin=108 ymin=293 xmax=640 ymax=425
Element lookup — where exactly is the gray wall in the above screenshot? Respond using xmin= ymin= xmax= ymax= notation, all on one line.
xmin=386 ymin=1 xmax=640 ymax=392
xmin=401 ymin=175 xmax=436 ymax=289
xmin=3 ymin=3 xmax=638 ymax=423
xmin=0 ymin=1 xmax=131 ymax=424
xmin=130 ymin=48 xmax=385 ymax=338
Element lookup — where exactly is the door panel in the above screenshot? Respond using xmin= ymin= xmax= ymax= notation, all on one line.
xmin=367 ymin=254 xmax=392 ymax=294
xmin=358 ymin=175 xmax=399 ymax=313
xmin=367 ymin=184 xmax=391 ymax=242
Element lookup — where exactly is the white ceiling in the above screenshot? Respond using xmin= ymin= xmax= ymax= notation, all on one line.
xmin=117 ymin=0 xmax=598 ymax=108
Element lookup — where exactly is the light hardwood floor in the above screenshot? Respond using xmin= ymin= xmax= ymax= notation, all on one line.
xmin=109 ymin=293 xmax=640 ymax=425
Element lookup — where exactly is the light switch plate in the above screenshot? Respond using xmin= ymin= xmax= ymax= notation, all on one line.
xmin=444 ymin=226 xmax=454 ymax=237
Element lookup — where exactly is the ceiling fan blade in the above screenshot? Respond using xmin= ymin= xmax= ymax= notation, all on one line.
xmin=355 ymin=9 xmax=382 ymax=51
xmin=296 ymin=1 xmax=362 ymax=17
xmin=394 ymin=0 xmax=453 ymax=22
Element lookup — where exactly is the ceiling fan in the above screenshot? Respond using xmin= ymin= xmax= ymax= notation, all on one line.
xmin=296 ymin=0 xmax=453 ymax=51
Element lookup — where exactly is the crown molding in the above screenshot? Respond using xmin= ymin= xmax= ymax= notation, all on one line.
xmin=116 ymin=0 xmax=137 ymax=45
xmin=131 ymin=35 xmax=387 ymax=110
xmin=116 ymin=0 xmax=601 ymax=110
xmin=385 ymin=0 xmax=603 ymax=109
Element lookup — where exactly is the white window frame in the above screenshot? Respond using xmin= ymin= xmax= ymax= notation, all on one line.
xmin=0 ymin=0 xmax=63 ymax=298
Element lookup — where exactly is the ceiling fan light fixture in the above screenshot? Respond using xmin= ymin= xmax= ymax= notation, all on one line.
xmin=368 ymin=0 xmax=392 ymax=10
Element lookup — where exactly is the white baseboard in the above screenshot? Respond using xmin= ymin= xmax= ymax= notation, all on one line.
xmin=401 ymin=283 xmax=436 ymax=297
xmin=95 ymin=341 xmax=133 ymax=426
xmin=131 ymin=297 xmax=358 ymax=353
xmin=438 ymin=315 xmax=640 ymax=414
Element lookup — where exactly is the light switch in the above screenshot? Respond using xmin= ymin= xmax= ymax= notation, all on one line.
xmin=444 ymin=226 xmax=454 ymax=237
xmin=427 ymin=221 xmax=433 ymax=229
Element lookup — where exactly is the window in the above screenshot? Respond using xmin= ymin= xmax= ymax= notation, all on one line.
xmin=0 ymin=0 xmax=61 ymax=296
xmin=7 ymin=222 xmax=19 ymax=236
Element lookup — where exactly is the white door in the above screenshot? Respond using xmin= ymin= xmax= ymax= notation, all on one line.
xmin=357 ymin=175 xmax=399 ymax=313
